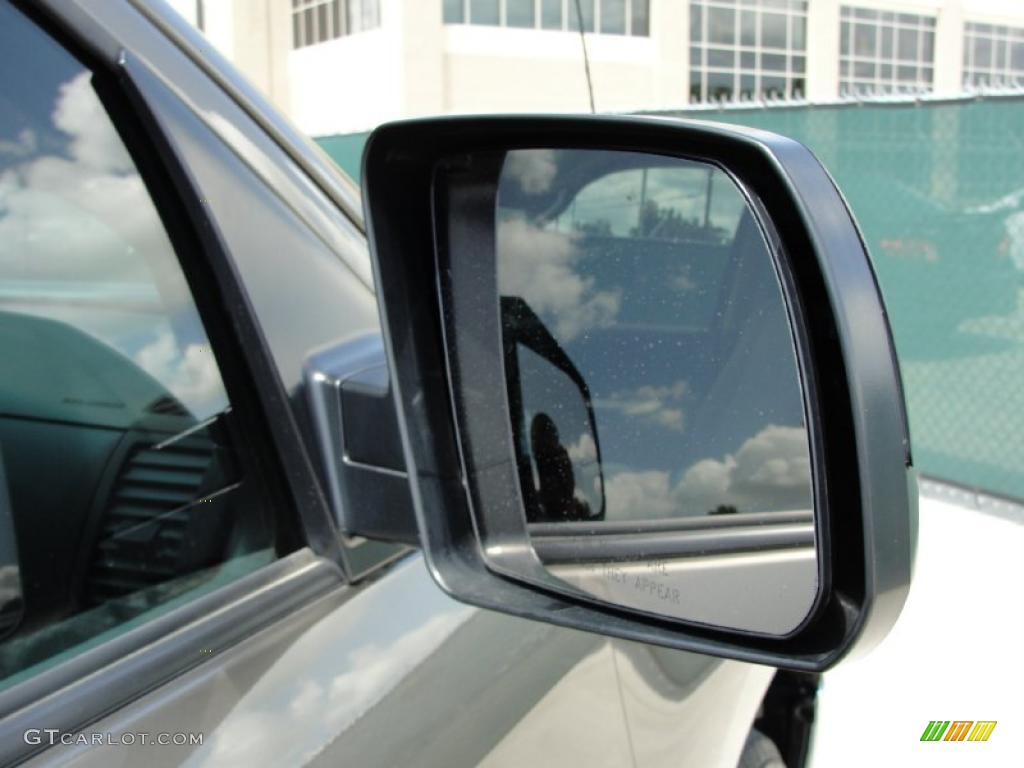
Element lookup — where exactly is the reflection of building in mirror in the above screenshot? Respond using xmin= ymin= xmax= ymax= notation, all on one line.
xmin=554 ymin=165 xmax=747 ymax=244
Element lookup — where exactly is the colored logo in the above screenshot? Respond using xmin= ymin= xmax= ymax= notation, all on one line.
xmin=921 ymin=721 xmax=997 ymax=742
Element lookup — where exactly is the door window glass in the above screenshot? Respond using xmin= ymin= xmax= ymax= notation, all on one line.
xmin=0 ymin=1 xmax=280 ymax=688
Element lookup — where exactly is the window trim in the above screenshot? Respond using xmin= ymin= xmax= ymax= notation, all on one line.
xmin=0 ymin=549 xmax=343 ymax=765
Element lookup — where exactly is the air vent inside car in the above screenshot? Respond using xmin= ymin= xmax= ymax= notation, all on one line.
xmin=87 ymin=432 xmax=228 ymax=603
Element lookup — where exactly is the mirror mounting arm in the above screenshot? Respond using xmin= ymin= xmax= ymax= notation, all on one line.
xmin=305 ymin=336 xmax=420 ymax=550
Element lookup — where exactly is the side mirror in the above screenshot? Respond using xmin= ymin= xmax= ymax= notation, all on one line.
xmin=362 ymin=116 xmax=916 ymax=671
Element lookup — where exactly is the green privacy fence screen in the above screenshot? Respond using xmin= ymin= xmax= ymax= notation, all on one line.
xmin=315 ymin=94 xmax=1024 ymax=502
xmin=315 ymin=132 xmax=369 ymax=185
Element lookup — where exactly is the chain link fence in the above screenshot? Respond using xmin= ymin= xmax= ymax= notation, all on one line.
xmin=316 ymin=93 xmax=1024 ymax=501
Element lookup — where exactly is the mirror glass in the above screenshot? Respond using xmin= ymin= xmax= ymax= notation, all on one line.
xmin=495 ymin=149 xmax=818 ymax=635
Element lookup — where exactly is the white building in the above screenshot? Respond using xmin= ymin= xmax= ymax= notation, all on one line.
xmin=166 ymin=0 xmax=1024 ymax=136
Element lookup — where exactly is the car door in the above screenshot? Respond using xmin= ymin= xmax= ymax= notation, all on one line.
xmin=0 ymin=1 xmax=647 ymax=765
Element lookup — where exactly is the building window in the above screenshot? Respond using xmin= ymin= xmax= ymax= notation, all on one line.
xmin=963 ymin=22 xmax=1024 ymax=88
xmin=839 ymin=6 xmax=935 ymax=96
xmin=292 ymin=0 xmax=380 ymax=49
xmin=444 ymin=0 xmax=650 ymax=37
xmin=689 ymin=0 xmax=807 ymax=104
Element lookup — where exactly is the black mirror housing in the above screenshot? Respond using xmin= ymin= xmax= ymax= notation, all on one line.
xmin=361 ymin=115 xmax=916 ymax=671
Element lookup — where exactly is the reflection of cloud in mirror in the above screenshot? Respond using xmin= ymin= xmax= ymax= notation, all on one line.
xmin=600 ymin=380 xmax=687 ymax=433
xmin=605 ymin=470 xmax=678 ymax=519
xmin=504 ymin=149 xmax=558 ymax=195
xmin=655 ymin=409 xmax=685 ymax=432
xmin=679 ymin=424 xmax=811 ymax=503
xmin=497 ymin=217 xmax=620 ymax=341
xmin=605 ymin=425 xmax=811 ymax=519
xmin=567 ymin=432 xmax=596 ymax=463
xmin=133 ymin=328 xmax=228 ymax=418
